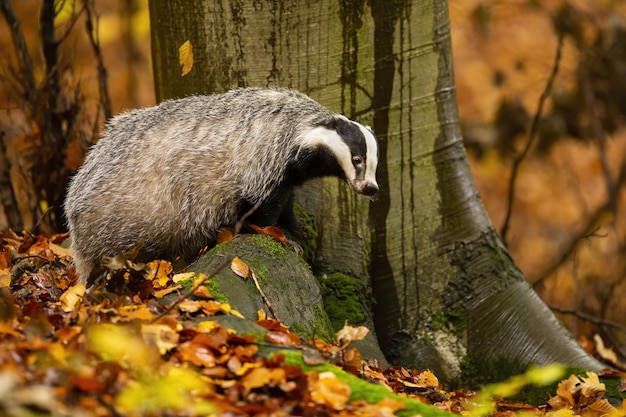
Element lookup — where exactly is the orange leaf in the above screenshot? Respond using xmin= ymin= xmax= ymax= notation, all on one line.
xmin=248 ymin=225 xmax=287 ymax=245
xmin=310 ymin=371 xmax=351 ymax=410
xmin=231 ymin=257 xmax=251 ymax=279
xmin=241 ymin=367 xmax=286 ymax=394
xmin=217 ymin=227 xmax=235 ymax=244
xmin=59 ymin=284 xmax=86 ymax=312
xmin=265 ymin=330 xmax=300 ymax=346
xmin=178 ymin=341 xmax=216 ymax=367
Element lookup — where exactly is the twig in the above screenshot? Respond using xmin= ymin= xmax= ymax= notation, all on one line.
xmin=533 ymin=159 xmax=626 ymax=287
xmin=500 ymin=31 xmax=565 ymax=245
xmin=249 ymin=268 xmax=280 ymax=321
xmin=0 ymin=0 xmax=37 ymax=106
xmin=150 ymin=256 xmax=232 ymax=323
xmin=548 ymin=304 xmax=626 ymax=336
xmin=234 ymin=199 xmax=263 ymax=234
xmin=580 ymin=58 xmax=617 ymax=214
xmin=84 ymin=0 xmax=112 ymax=120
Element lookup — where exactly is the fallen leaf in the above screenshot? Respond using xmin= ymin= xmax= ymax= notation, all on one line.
xmin=248 ymin=225 xmax=288 ymax=245
xmin=310 ymin=371 xmax=351 ymax=410
xmin=336 ymin=323 xmax=369 ymax=346
xmin=59 ymin=284 xmax=86 ymax=312
xmin=217 ymin=228 xmax=235 ymax=244
xmin=231 ymin=257 xmax=251 ymax=279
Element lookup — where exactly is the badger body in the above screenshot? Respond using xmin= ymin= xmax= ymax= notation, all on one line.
xmin=64 ymin=87 xmax=379 ymax=283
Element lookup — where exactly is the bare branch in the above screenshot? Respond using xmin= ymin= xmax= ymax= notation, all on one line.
xmin=548 ymin=304 xmax=626 ymax=340
xmin=0 ymin=0 xmax=37 ymax=106
xmin=84 ymin=0 xmax=112 ymax=120
xmin=500 ymin=31 xmax=565 ymax=245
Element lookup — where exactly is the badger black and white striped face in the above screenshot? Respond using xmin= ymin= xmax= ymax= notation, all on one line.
xmin=301 ymin=117 xmax=379 ymax=196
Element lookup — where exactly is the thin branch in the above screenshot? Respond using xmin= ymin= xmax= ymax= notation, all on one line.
xmin=532 ymin=157 xmax=626 ymax=287
xmin=500 ymin=31 xmax=565 ymax=245
xmin=84 ymin=0 xmax=112 ymax=120
xmin=548 ymin=304 xmax=626 ymax=336
xmin=249 ymin=268 xmax=280 ymax=321
xmin=0 ymin=0 xmax=37 ymax=106
xmin=580 ymin=58 xmax=617 ymax=214
xmin=235 ymin=199 xmax=263 ymax=235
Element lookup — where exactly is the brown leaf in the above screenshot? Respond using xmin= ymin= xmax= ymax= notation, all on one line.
xmin=241 ymin=367 xmax=286 ymax=394
xmin=178 ymin=340 xmax=216 ymax=367
xmin=264 ymin=330 xmax=300 ymax=346
xmin=248 ymin=225 xmax=288 ymax=245
xmin=231 ymin=257 xmax=251 ymax=279
xmin=217 ymin=227 xmax=235 ymax=244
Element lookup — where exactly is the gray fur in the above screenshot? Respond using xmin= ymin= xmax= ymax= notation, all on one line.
xmin=64 ymin=87 xmax=378 ymax=283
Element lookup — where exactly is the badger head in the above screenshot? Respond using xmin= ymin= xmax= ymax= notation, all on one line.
xmin=298 ymin=116 xmax=379 ymax=196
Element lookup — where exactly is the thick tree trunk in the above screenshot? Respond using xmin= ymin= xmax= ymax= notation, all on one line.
xmin=149 ymin=0 xmax=603 ymax=385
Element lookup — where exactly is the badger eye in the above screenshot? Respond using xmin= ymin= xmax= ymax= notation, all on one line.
xmin=352 ymin=155 xmax=363 ymax=166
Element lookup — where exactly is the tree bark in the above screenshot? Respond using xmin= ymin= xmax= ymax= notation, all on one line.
xmin=148 ymin=0 xmax=603 ymax=385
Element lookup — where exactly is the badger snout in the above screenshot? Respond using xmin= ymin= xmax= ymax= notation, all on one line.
xmin=362 ymin=182 xmax=379 ymax=196
xmin=355 ymin=181 xmax=379 ymax=196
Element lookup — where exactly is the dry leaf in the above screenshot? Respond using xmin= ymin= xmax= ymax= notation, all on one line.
xmin=336 ymin=323 xmax=369 ymax=346
xmin=59 ymin=284 xmax=86 ymax=312
xmin=217 ymin=227 xmax=235 ymax=244
xmin=178 ymin=40 xmax=193 ymax=76
xmin=310 ymin=371 xmax=351 ymax=410
xmin=248 ymin=224 xmax=288 ymax=245
xmin=231 ymin=257 xmax=251 ymax=279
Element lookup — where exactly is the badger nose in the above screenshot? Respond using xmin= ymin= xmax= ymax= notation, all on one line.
xmin=362 ymin=183 xmax=379 ymax=196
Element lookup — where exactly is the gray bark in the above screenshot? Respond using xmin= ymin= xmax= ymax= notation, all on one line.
xmin=149 ymin=0 xmax=603 ymax=385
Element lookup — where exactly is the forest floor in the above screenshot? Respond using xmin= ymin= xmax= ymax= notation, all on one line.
xmin=0 ymin=230 xmax=624 ymax=417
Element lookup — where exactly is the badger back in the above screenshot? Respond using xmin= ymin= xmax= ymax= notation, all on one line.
xmin=64 ymin=87 xmax=379 ymax=282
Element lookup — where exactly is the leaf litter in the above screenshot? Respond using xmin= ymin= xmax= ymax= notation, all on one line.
xmin=0 ymin=230 xmax=624 ymax=416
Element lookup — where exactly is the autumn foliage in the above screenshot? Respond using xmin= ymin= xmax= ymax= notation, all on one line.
xmin=0 ymin=230 xmax=625 ymax=416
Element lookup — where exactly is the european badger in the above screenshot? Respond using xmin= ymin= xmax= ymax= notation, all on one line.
xmin=64 ymin=87 xmax=379 ymax=284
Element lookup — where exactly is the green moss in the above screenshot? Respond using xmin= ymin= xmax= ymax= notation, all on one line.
xmin=248 ymin=234 xmax=285 ymax=257
xmin=278 ymin=350 xmax=454 ymax=417
xmin=286 ymin=305 xmax=334 ymax=342
xmin=292 ymin=202 xmax=318 ymax=265
xmin=203 ymin=277 xmax=229 ymax=303
xmin=319 ymin=273 xmax=367 ymax=332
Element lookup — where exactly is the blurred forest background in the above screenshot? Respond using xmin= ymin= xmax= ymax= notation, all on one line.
xmin=0 ymin=0 xmax=624 ymax=365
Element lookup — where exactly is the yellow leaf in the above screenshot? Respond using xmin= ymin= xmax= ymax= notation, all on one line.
xmin=230 ymin=309 xmax=245 ymax=319
xmin=59 ymin=284 xmax=86 ymax=312
xmin=179 ymin=40 xmax=193 ymax=76
xmin=579 ymin=372 xmax=605 ymax=397
xmin=173 ymin=271 xmax=196 ymax=283
xmin=0 ymin=270 xmax=10 ymax=287
xmin=88 ymin=324 xmax=155 ymax=367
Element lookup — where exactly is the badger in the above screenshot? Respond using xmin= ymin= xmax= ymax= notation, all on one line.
xmin=64 ymin=87 xmax=379 ymax=284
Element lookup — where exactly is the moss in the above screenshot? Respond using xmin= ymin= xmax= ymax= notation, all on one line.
xmin=248 ymin=234 xmax=285 ymax=257
xmin=203 ymin=277 xmax=229 ymax=303
xmin=319 ymin=272 xmax=367 ymax=332
xmin=292 ymin=202 xmax=318 ymax=265
xmin=278 ymin=350 xmax=454 ymax=417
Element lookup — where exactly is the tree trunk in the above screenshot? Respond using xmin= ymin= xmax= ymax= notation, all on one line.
xmin=148 ymin=0 xmax=603 ymax=385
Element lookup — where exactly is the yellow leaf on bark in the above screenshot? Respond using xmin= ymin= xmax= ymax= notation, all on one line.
xmin=178 ymin=40 xmax=193 ymax=76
